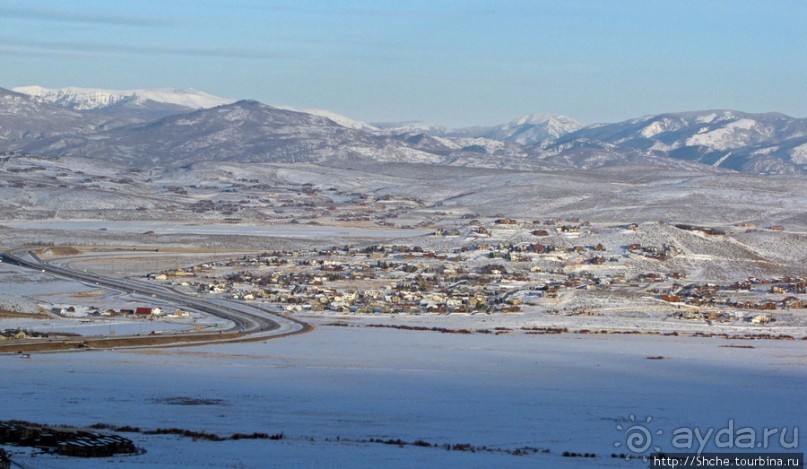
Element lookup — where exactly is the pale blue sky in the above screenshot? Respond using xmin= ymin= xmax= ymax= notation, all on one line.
xmin=2 ymin=0 xmax=805 ymax=126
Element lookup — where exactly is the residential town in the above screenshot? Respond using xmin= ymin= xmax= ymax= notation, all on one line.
xmin=144 ymin=217 xmax=806 ymax=329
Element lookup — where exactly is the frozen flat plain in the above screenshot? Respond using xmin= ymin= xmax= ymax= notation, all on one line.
xmin=1 ymin=325 xmax=804 ymax=467
xmin=2 ymin=220 xmax=433 ymax=239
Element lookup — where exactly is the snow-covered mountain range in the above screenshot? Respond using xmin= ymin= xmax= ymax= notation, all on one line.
xmin=375 ymin=114 xmax=583 ymax=147
xmin=468 ymin=114 xmax=584 ymax=146
xmin=13 ymin=86 xmax=233 ymax=111
xmin=3 ymin=85 xmax=806 ymax=174
xmin=552 ymin=110 xmax=807 ymax=173
xmin=12 ymin=85 xmax=235 ymax=122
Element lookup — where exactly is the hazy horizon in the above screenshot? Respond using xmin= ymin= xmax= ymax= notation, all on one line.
xmin=3 ymin=1 xmax=806 ymax=127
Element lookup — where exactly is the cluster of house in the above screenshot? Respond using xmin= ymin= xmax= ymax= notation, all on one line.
xmin=189 ymin=198 xmax=242 ymax=215
xmin=48 ymin=305 xmax=190 ymax=319
xmin=671 ymin=310 xmax=774 ymax=324
xmin=148 ymin=224 xmax=676 ymax=315
xmin=156 ymin=247 xmax=529 ymax=314
xmin=146 ymin=217 xmax=804 ymax=322
xmin=658 ymin=276 xmax=807 ymax=312
xmin=177 ymin=178 xmax=429 ymax=228
xmin=626 ymin=243 xmax=681 ymax=261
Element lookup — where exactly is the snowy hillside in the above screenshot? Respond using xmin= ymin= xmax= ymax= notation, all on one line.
xmin=13 ymin=85 xmax=234 ymax=111
xmin=376 ymin=114 xmax=582 ymax=146
xmin=0 ymin=88 xmax=110 ymax=146
xmin=277 ymin=106 xmax=378 ymax=131
xmin=19 ymin=100 xmax=441 ymax=167
xmin=550 ymin=110 xmax=807 ymax=174
xmin=475 ymin=113 xmax=583 ymax=145
xmin=561 ymin=110 xmax=805 ymax=152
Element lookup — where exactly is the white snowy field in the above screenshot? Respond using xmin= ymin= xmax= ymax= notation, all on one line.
xmin=2 ymin=220 xmax=433 ymax=239
xmin=1 ymin=326 xmax=804 ymax=468
xmin=0 ymin=316 xmax=212 ymax=337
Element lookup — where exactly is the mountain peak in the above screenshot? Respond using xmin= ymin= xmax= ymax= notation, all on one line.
xmin=485 ymin=113 xmax=583 ymax=145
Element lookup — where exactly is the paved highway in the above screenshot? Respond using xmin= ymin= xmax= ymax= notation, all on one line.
xmin=1 ymin=248 xmax=310 ymax=352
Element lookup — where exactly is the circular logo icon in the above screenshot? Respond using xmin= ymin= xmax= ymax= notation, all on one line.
xmin=614 ymin=414 xmax=663 ymax=457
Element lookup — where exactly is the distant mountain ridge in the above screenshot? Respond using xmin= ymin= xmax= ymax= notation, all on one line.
xmin=12 ymin=85 xmax=235 ymax=122
xmin=2 ymin=85 xmax=805 ymax=174
xmin=13 ymin=85 xmax=234 ymax=111
xmin=0 ymin=87 xmax=111 ymax=145
xmin=7 ymin=98 xmax=441 ymax=167
xmin=470 ymin=113 xmax=583 ymax=145
xmin=552 ymin=110 xmax=807 ymax=174
xmin=375 ymin=114 xmax=583 ymax=146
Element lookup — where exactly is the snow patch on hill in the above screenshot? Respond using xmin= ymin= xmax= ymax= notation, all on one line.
xmin=791 ymin=142 xmax=807 ymax=164
xmin=685 ymin=118 xmax=760 ymax=150
xmin=696 ymin=112 xmax=718 ymax=124
xmin=276 ymin=106 xmax=378 ymax=131
xmin=488 ymin=113 xmax=582 ymax=145
xmin=640 ymin=118 xmax=684 ymax=138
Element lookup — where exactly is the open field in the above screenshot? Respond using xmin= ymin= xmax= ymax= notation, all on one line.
xmin=1 ymin=325 xmax=804 ymax=467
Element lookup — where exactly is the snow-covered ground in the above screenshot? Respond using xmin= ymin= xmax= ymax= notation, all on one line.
xmin=1 ymin=326 xmax=803 ymax=467
xmin=3 ymin=220 xmax=432 ymax=239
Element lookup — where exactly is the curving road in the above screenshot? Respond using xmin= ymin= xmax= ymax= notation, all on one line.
xmin=1 ymin=247 xmax=311 ymax=353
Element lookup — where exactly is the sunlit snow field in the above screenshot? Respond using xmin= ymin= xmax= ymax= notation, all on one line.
xmin=1 ymin=325 xmax=803 ymax=467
